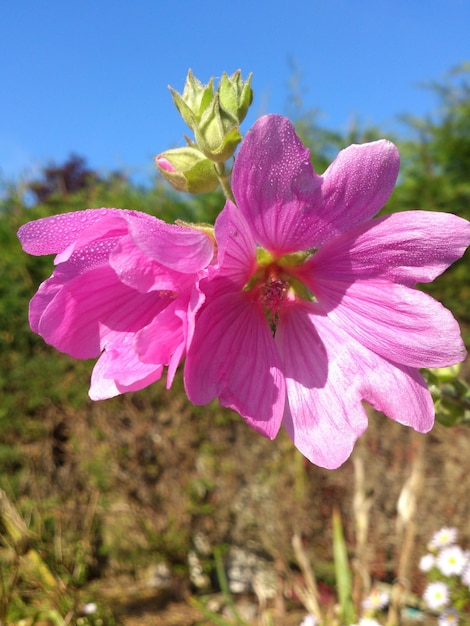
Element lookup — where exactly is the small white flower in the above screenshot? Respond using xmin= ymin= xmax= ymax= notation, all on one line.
xmin=299 ymin=615 xmax=317 ymax=626
xmin=429 ymin=527 xmax=458 ymax=550
xmin=423 ymin=581 xmax=450 ymax=611
xmin=362 ymin=588 xmax=390 ymax=610
xmin=437 ymin=545 xmax=466 ymax=576
xmin=81 ymin=602 xmax=98 ymax=615
xmin=461 ymin=563 xmax=470 ymax=588
xmin=357 ymin=619 xmax=381 ymax=626
xmin=438 ymin=608 xmax=459 ymax=626
xmin=419 ymin=553 xmax=436 ymax=572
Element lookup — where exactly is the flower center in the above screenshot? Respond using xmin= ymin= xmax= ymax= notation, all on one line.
xmin=245 ymin=250 xmax=315 ymax=335
xmin=253 ymin=267 xmax=290 ymax=335
xmin=259 ymin=276 xmax=289 ymax=314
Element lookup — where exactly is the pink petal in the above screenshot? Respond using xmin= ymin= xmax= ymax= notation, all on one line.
xmin=18 ymin=208 xmax=131 ymax=256
xmin=313 ymin=140 xmax=400 ymax=246
xmin=135 ymin=296 xmax=191 ymax=387
xmin=29 ymin=276 xmax=62 ymax=333
xmin=127 ymin=214 xmax=215 ymax=273
xmin=362 ymin=358 xmax=434 ymax=433
xmin=136 ymin=304 xmax=184 ymax=365
xmin=213 ymin=200 xmax=257 ymax=286
xmin=231 ymin=114 xmax=323 ymax=255
xmin=311 ymin=278 xmax=466 ymax=368
xmin=276 ymin=303 xmax=368 ymax=469
xmin=276 ymin=304 xmax=434 ymax=468
xmin=89 ymin=336 xmax=164 ymax=400
xmin=184 ymin=291 xmax=285 ymax=438
xmin=34 ymin=265 xmax=167 ymax=358
xmin=183 ymin=280 xmax=207 ymax=359
xmin=53 ymin=213 xmax=130 ymax=264
xmin=308 ymin=211 xmax=470 ymax=286
xmin=109 ymin=234 xmax=184 ymax=293
xmin=18 ymin=208 xmax=215 ymax=275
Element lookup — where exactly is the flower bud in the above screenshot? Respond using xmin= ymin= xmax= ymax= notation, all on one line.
xmin=169 ymin=70 xmax=214 ymax=130
xmin=194 ymin=94 xmax=242 ymax=162
xmin=155 ymin=146 xmax=219 ymax=194
xmin=218 ymin=70 xmax=253 ymax=123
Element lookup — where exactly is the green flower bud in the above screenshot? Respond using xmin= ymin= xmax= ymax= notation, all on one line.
xmin=169 ymin=70 xmax=214 ymax=130
xmin=218 ymin=70 xmax=253 ymax=123
xmin=194 ymin=93 xmax=242 ymax=162
xmin=155 ymin=146 xmax=219 ymax=194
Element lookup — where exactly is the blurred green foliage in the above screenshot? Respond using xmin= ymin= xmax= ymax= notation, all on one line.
xmin=384 ymin=64 xmax=470 ymax=331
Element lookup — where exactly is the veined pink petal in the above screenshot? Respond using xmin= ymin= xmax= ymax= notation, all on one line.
xmin=231 ymin=114 xmax=323 ymax=255
xmin=19 ymin=205 xmax=215 ymax=402
xmin=276 ymin=304 xmax=434 ymax=468
xmin=18 ymin=208 xmax=215 ymax=274
xmin=109 ymin=234 xmax=184 ymax=293
xmin=136 ymin=306 xmax=184 ymax=364
xmin=127 ymin=215 xmax=214 ymax=273
xmin=29 ymin=276 xmax=62 ymax=333
xmin=312 ymin=278 xmax=466 ymax=368
xmin=276 ymin=303 xmax=368 ymax=469
xmin=135 ymin=299 xmax=186 ymax=388
xmin=183 ymin=279 xmax=207 ymax=359
xmin=185 ymin=291 xmax=285 ymax=438
xmin=213 ymin=200 xmax=257 ymax=286
xmin=35 ymin=266 xmax=168 ymax=359
xmin=89 ymin=336 xmax=164 ymax=400
xmin=53 ymin=214 xmax=130 ymax=264
xmin=312 ymin=140 xmax=400 ymax=246
xmin=361 ymin=358 xmax=434 ymax=433
xmin=136 ymin=281 xmax=206 ymax=389
xmin=18 ymin=208 xmax=133 ymax=256
xmin=29 ymin=236 xmax=125 ymax=333
xmin=307 ymin=211 xmax=470 ymax=286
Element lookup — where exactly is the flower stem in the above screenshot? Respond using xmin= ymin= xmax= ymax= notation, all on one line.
xmin=214 ymin=162 xmax=235 ymax=203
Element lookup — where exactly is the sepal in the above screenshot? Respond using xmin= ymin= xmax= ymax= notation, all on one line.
xmin=218 ymin=70 xmax=253 ymax=123
xmin=169 ymin=70 xmax=214 ymax=129
xmin=155 ymin=145 xmax=219 ymax=193
xmin=194 ymin=93 xmax=242 ymax=162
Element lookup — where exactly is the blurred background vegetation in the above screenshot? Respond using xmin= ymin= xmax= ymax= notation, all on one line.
xmin=0 ymin=66 xmax=469 ymax=624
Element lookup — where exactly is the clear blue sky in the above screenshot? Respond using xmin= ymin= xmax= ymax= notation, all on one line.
xmin=1 ymin=0 xmax=469 ymax=186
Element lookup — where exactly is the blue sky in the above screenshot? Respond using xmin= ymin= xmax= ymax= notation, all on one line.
xmin=1 ymin=0 xmax=469 ymax=186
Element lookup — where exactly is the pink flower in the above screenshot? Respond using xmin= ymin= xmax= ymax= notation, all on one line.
xmin=18 ymin=208 xmax=215 ymax=400
xmin=184 ymin=114 xmax=470 ymax=469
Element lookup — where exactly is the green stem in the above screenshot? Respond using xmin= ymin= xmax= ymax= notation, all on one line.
xmin=214 ymin=162 xmax=235 ymax=203
xmin=213 ymin=546 xmax=247 ymax=625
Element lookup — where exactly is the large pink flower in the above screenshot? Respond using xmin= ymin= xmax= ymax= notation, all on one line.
xmin=18 ymin=208 xmax=215 ymax=400
xmin=184 ymin=114 xmax=470 ymax=469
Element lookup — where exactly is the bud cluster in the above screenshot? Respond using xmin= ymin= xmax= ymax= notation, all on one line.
xmin=156 ymin=70 xmax=253 ymax=195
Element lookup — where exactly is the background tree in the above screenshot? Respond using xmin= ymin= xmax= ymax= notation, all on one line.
xmin=386 ymin=64 xmax=470 ymax=332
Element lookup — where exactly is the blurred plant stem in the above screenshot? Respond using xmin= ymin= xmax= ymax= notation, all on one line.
xmin=214 ymin=161 xmax=235 ymax=203
xmin=352 ymin=450 xmax=373 ymax=610
xmin=291 ymin=532 xmax=323 ymax=622
xmin=386 ymin=431 xmax=426 ymax=626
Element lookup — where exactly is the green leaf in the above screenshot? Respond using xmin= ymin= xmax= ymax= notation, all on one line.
xmin=332 ymin=507 xmax=355 ymax=625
